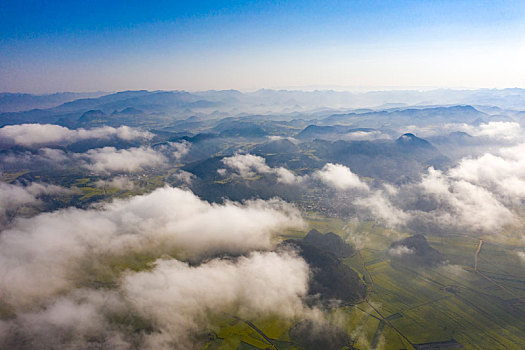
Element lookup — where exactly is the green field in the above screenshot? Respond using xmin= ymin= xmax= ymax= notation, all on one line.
xmin=205 ymin=220 xmax=525 ymax=349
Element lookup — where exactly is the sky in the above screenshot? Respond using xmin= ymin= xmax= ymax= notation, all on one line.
xmin=1 ymin=0 xmax=525 ymax=93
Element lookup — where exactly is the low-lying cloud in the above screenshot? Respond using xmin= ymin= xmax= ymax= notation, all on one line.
xmin=2 ymin=142 xmax=190 ymax=174
xmin=0 ymin=124 xmax=152 ymax=146
xmin=314 ymin=163 xmax=369 ymax=191
xmin=449 ymin=143 xmax=525 ymax=202
xmin=0 ymin=185 xmax=309 ymax=349
xmin=354 ymin=163 xmax=517 ymax=234
xmin=80 ymin=146 xmax=166 ymax=173
xmin=0 ymin=289 xmax=129 ymax=350
xmin=388 ymin=245 xmax=414 ymax=257
xmin=0 ymin=186 xmax=304 ymax=306
xmin=406 ymin=121 xmax=522 ymax=142
xmin=221 ymin=153 xmax=301 ymax=184
xmin=354 ymin=190 xmax=409 ymax=228
xmin=341 ymin=130 xmax=391 ymax=141
xmin=158 ymin=141 xmax=191 ymax=161
xmin=94 ymin=176 xmax=136 ymax=190
xmin=123 ymin=251 xmax=310 ymax=348
xmin=221 ymin=155 xmax=371 ymax=191
xmin=0 ymin=182 xmax=70 ymax=226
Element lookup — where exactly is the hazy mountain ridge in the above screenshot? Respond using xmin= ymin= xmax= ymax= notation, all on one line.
xmin=2 ymin=88 xmax=525 ymax=129
xmin=0 ymin=92 xmax=107 ymax=113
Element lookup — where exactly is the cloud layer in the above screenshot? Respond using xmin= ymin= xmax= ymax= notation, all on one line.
xmin=80 ymin=146 xmax=166 ymax=173
xmin=221 ymin=155 xmax=370 ymax=192
xmin=407 ymin=121 xmax=523 ymax=142
xmin=354 ymin=159 xmax=519 ymax=233
xmin=1 ymin=142 xmax=190 ymax=174
xmin=123 ymin=251 xmax=310 ymax=348
xmin=221 ymin=153 xmax=300 ymax=184
xmin=0 ymin=186 xmax=304 ymax=306
xmin=314 ymin=163 xmax=369 ymax=191
xmin=0 ymin=124 xmax=152 ymax=146
xmin=0 ymin=182 xmax=70 ymax=226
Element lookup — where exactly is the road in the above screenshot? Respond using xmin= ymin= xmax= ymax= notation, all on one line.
xmin=474 ymin=239 xmax=483 ymax=271
xmin=473 ymin=239 xmax=524 ymax=302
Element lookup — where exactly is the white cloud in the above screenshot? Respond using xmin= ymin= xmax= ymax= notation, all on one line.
xmin=94 ymin=176 xmax=135 ymax=190
xmin=354 ymin=190 xmax=409 ymax=228
xmin=406 ymin=121 xmax=522 ymax=141
xmin=222 ymin=153 xmax=302 ymax=184
xmin=123 ymin=251 xmax=310 ymax=348
xmin=80 ymin=146 xmax=166 ymax=173
xmin=274 ymin=167 xmax=300 ymax=184
xmin=222 ymin=153 xmax=271 ymax=178
xmin=382 ymin=183 xmax=399 ymax=196
xmin=412 ymin=159 xmax=517 ymax=232
xmin=422 ymin=169 xmax=514 ymax=233
xmin=341 ymin=130 xmax=391 ymax=141
xmin=39 ymin=147 xmax=70 ymax=162
xmin=416 ymin=166 xmax=513 ymax=232
xmin=2 ymin=141 xmax=189 ymax=175
xmin=0 ymin=289 xmax=130 ymax=349
xmin=0 ymin=182 xmax=70 ymax=226
xmin=450 ymin=144 xmax=525 ymax=201
xmin=468 ymin=122 xmax=522 ymax=141
xmin=353 ymin=164 xmax=516 ymax=233
xmin=388 ymin=245 xmax=414 ymax=257
xmin=0 ymin=124 xmax=152 ymax=146
xmin=0 ymin=186 xmax=304 ymax=306
xmin=267 ymin=135 xmax=299 ymax=144
xmin=314 ymin=163 xmax=369 ymax=191
xmin=438 ymin=264 xmax=469 ymax=277
xmin=158 ymin=141 xmax=191 ymax=161
xmin=0 ymin=148 xmax=69 ymax=165
xmin=171 ymin=170 xmax=195 ymax=185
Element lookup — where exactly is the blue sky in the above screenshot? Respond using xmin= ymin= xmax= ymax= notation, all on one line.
xmin=1 ymin=0 xmax=524 ymax=93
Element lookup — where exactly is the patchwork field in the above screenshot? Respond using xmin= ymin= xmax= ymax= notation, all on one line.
xmin=205 ymin=220 xmax=525 ymax=349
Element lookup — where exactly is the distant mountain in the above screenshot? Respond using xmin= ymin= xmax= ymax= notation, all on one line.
xmin=77 ymin=110 xmax=107 ymax=127
xmin=296 ymin=125 xmax=343 ymax=140
xmin=251 ymin=138 xmax=300 ymax=155
xmin=296 ymin=125 xmax=382 ymax=141
xmin=304 ymin=135 xmax=448 ymax=182
xmin=76 ymin=107 xmax=146 ymax=128
xmin=302 ymin=229 xmax=355 ymax=258
xmin=281 ymin=239 xmax=366 ymax=305
xmin=178 ymin=133 xmax=219 ymax=144
xmin=59 ymin=90 xmax=212 ymax=114
xmin=212 ymin=121 xmax=268 ymax=138
xmin=395 ymin=133 xmax=436 ymax=149
xmin=426 ymin=131 xmax=487 ymax=160
xmin=428 ymin=131 xmax=474 ymax=146
xmin=182 ymin=131 xmax=449 ymax=186
xmin=3 ymin=88 xmax=525 ymax=119
xmin=321 ymin=105 xmax=487 ymax=129
xmin=449 ymin=131 xmax=472 ymax=139
xmin=1 ymin=90 xmax=508 ymax=131
xmin=390 ymin=234 xmax=444 ymax=267
xmin=0 ymin=92 xmax=106 ymax=113
xmin=113 ymin=107 xmax=145 ymax=115
xmin=192 ymin=89 xmax=243 ymax=104
xmin=0 ymin=90 xmax=220 ymax=127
